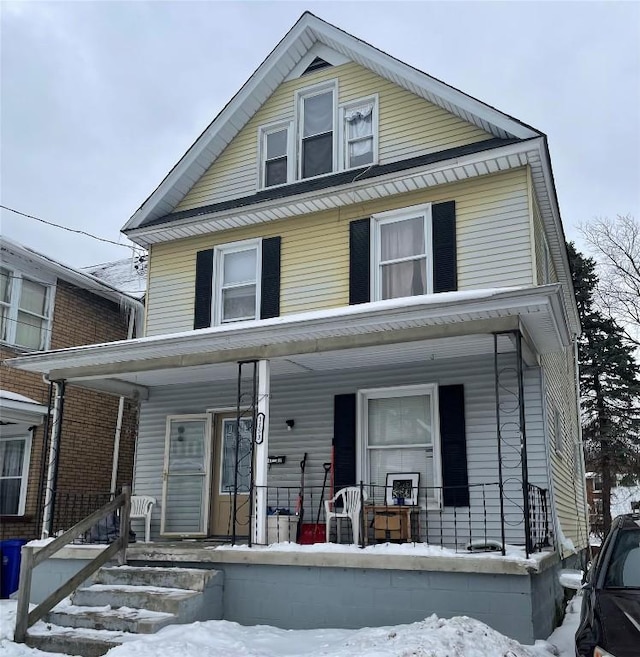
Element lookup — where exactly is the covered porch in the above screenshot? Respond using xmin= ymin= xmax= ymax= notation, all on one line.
xmin=7 ymin=285 xmax=569 ymax=556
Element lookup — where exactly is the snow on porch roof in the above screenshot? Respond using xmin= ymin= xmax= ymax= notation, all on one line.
xmin=5 ymin=286 xmax=570 ymax=395
xmin=1 ymin=389 xmax=49 ymax=424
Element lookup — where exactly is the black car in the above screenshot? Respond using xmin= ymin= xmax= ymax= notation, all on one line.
xmin=575 ymin=512 xmax=640 ymax=657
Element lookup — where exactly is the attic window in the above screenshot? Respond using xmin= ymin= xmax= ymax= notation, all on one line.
xmin=297 ymin=82 xmax=337 ymax=179
xmin=303 ymin=57 xmax=332 ymax=76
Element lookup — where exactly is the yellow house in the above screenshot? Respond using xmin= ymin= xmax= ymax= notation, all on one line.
xmin=8 ymin=13 xmax=587 ymax=647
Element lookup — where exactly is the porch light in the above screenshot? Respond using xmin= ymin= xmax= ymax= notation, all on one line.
xmin=286 ymin=419 xmax=295 ymax=430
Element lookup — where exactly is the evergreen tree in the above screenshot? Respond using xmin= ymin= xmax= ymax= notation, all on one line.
xmin=568 ymin=242 xmax=640 ymax=534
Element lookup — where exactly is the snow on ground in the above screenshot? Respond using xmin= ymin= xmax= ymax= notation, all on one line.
xmin=0 ymin=595 xmax=580 ymax=657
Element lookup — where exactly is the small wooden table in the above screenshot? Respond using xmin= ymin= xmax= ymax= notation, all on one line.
xmin=365 ymin=505 xmax=420 ymax=544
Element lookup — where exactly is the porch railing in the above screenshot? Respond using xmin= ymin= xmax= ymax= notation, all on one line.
xmin=14 ymin=486 xmax=131 ymax=644
xmin=50 ymin=490 xmax=117 ymax=542
xmin=527 ymin=483 xmax=551 ymax=552
xmin=250 ymin=481 xmax=550 ymax=554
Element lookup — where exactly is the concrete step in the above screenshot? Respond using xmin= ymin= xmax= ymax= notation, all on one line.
xmin=96 ymin=565 xmax=216 ymax=592
xmin=72 ymin=584 xmax=202 ymax=616
xmin=47 ymin=603 xmax=176 ymax=634
xmin=25 ymin=622 xmax=128 ymax=657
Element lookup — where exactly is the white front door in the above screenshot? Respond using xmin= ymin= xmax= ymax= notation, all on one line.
xmin=161 ymin=414 xmax=211 ymax=537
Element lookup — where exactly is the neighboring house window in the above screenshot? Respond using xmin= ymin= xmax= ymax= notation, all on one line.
xmin=298 ymin=83 xmax=336 ymax=179
xmin=260 ymin=123 xmax=292 ymax=188
xmin=0 ymin=267 xmax=52 ymax=350
xmin=0 ymin=434 xmax=31 ymax=515
xmin=342 ymin=97 xmax=377 ymax=169
xmin=372 ymin=204 xmax=432 ymax=301
xmin=360 ymin=384 xmax=440 ymax=507
xmin=592 ymin=475 xmax=603 ymax=493
xmin=213 ymin=240 xmax=261 ymax=324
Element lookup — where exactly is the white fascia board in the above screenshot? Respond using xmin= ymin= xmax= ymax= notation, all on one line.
xmin=123 ymin=18 xmax=315 ymax=233
xmin=305 ymin=14 xmax=539 ymax=141
xmin=0 ymin=237 xmax=144 ymax=311
xmin=533 ymin=143 xmax=580 ymax=335
xmin=126 ymin=138 xmax=543 ymax=247
xmin=0 ymin=398 xmax=49 ymax=424
xmin=123 ymin=13 xmax=541 ymax=233
xmin=6 ymin=285 xmax=568 ymax=376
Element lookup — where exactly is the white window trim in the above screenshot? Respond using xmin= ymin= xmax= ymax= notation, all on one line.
xmin=257 ymin=120 xmax=294 ymax=190
xmin=339 ymin=94 xmax=379 ymax=171
xmin=0 ymin=266 xmax=54 ymax=351
xmin=294 ymin=79 xmax=339 ymax=181
xmin=0 ymin=431 xmax=32 ymax=516
xmin=357 ymin=383 xmax=442 ymax=510
xmin=160 ymin=414 xmax=212 ymax=537
xmin=211 ymin=238 xmax=262 ymax=326
xmin=370 ymin=203 xmax=433 ymax=302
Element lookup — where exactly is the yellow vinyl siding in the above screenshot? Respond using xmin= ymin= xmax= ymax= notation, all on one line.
xmin=542 ymin=348 xmax=588 ymax=554
xmin=145 ymin=167 xmax=533 ymax=336
xmin=174 ymin=62 xmax=492 ymax=212
xmin=533 ymin=192 xmax=557 ymax=285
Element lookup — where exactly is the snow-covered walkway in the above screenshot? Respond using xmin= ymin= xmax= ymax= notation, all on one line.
xmin=0 ymin=595 xmax=581 ymax=657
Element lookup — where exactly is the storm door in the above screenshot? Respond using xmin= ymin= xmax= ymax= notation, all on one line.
xmin=161 ymin=414 xmax=211 ymax=537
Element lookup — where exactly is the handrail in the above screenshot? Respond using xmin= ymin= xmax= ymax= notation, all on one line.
xmin=14 ymin=485 xmax=131 ymax=643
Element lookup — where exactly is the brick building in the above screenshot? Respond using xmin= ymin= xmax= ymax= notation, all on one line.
xmin=0 ymin=237 xmax=144 ymax=540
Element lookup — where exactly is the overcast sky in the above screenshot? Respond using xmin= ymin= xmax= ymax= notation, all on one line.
xmin=1 ymin=1 xmax=639 ymax=268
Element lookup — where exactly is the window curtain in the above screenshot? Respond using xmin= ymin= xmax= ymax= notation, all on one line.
xmin=345 ymin=103 xmax=373 ymax=160
xmin=380 ymin=218 xmax=426 ymax=299
xmin=0 ymin=439 xmax=25 ymax=514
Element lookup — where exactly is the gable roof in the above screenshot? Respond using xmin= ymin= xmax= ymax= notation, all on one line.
xmin=123 ymin=12 xmax=541 ymax=234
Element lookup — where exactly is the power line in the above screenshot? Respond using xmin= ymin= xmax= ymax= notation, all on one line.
xmin=1 ymin=205 xmax=138 ymax=251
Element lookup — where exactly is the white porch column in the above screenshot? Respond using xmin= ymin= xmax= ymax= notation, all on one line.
xmin=254 ymin=359 xmax=270 ymax=544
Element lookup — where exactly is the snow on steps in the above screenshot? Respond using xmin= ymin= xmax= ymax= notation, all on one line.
xmin=25 ymin=566 xmax=223 ymax=657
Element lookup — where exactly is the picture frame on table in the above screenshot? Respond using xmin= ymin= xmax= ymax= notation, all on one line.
xmin=385 ymin=472 xmax=420 ymax=506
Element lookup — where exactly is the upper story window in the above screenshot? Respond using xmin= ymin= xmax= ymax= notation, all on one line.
xmin=372 ymin=204 xmax=432 ymax=301
xmin=213 ymin=240 xmax=261 ymax=324
xmin=260 ymin=123 xmax=292 ymax=188
xmin=299 ymin=86 xmax=335 ymax=179
xmin=257 ymin=82 xmax=379 ymax=189
xmin=342 ymin=98 xmax=376 ymax=169
xmin=0 ymin=267 xmax=52 ymax=350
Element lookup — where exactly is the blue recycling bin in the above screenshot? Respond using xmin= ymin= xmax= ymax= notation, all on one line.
xmin=1 ymin=539 xmax=27 ymax=599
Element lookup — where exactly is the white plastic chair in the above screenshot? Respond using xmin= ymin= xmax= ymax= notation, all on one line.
xmin=325 ymin=486 xmax=367 ymax=545
xmin=130 ymin=495 xmax=155 ymax=543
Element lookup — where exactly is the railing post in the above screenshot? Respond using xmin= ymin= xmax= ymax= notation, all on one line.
xmin=118 ymin=485 xmax=131 ymax=565
xmin=359 ymin=481 xmax=365 ymax=548
xmin=14 ymin=545 xmax=34 ymax=643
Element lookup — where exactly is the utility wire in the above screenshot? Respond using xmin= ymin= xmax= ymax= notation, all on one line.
xmin=1 ymin=205 xmax=138 ymax=251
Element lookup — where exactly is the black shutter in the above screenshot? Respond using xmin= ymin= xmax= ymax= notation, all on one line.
xmin=194 ymin=249 xmax=214 ymax=329
xmin=349 ymin=218 xmax=370 ymax=305
xmin=439 ymin=384 xmax=469 ymax=506
xmin=260 ymin=236 xmax=281 ymax=319
xmin=333 ymin=394 xmax=357 ymax=491
xmin=432 ymin=201 xmax=457 ymax=293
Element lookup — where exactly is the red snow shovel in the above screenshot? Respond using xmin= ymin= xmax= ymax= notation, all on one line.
xmin=299 ymin=462 xmax=331 ymax=544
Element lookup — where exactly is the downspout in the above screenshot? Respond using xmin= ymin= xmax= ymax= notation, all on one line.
xmin=110 ymin=306 xmax=136 ymax=495
xmin=35 ymin=379 xmax=54 ymax=537
xmin=41 ymin=379 xmax=66 ymax=538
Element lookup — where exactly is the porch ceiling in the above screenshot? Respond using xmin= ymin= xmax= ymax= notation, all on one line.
xmin=5 ymin=285 xmax=570 ymax=398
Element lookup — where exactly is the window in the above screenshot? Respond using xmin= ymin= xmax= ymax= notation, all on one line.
xmin=298 ymin=84 xmax=335 ymax=179
xmin=553 ymin=406 xmax=564 ymax=455
xmin=360 ymin=384 xmax=440 ymax=507
xmin=0 ymin=267 xmax=52 ymax=350
xmin=592 ymin=475 xmax=603 ymax=493
xmin=372 ymin=205 xmax=432 ymax=301
xmin=260 ymin=123 xmax=292 ymax=188
xmin=0 ymin=435 xmax=31 ymax=515
xmin=342 ymin=97 xmax=377 ymax=169
xmin=213 ymin=240 xmax=260 ymax=324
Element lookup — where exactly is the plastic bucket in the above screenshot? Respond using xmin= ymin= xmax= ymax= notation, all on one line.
xmin=1 ymin=539 xmax=27 ymax=599
xmin=298 ymin=523 xmax=326 ymax=544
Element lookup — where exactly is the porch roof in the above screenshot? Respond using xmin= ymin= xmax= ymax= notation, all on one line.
xmin=5 ymin=285 xmax=570 ymax=398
